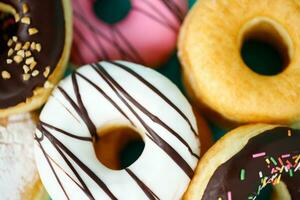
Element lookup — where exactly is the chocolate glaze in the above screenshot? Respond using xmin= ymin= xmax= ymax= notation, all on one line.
xmin=202 ymin=127 xmax=300 ymax=199
xmin=0 ymin=0 xmax=66 ymax=108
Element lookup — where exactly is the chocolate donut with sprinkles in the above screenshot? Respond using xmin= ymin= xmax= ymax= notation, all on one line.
xmin=0 ymin=0 xmax=72 ymax=117
xmin=34 ymin=61 xmax=200 ymax=200
xmin=185 ymin=124 xmax=300 ymax=200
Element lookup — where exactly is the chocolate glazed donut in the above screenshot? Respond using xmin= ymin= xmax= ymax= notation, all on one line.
xmin=0 ymin=0 xmax=72 ymax=117
xmin=184 ymin=124 xmax=300 ymax=200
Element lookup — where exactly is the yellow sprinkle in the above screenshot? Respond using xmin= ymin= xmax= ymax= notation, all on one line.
xmin=13 ymin=55 xmax=23 ymax=63
xmin=43 ymin=66 xmax=50 ymax=78
xmin=23 ymin=65 xmax=30 ymax=73
xmin=14 ymin=42 xmax=22 ymax=51
xmin=23 ymin=73 xmax=31 ymax=81
xmin=1 ymin=71 xmax=11 ymax=79
xmin=30 ymin=42 xmax=36 ymax=50
xmin=35 ymin=43 xmax=42 ymax=52
xmin=288 ymin=130 xmax=292 ymax=137
xmin=6 ymin=59 xmax=13 ymax=64
xmin=25 ymin=50 xmax=32 ymax=57
xmin=295 ymin=155 xmax=300 ymax=164
xmin=25 ymin=57 xmax=34 ymax=65
xmin=7 ymin=39 xmax=13 ymax=47
xmin=21 ymin=16 xmax=31 ymax=25
xmin=22 ymin=42 xmax=30 ymax=50
xmin=23 ymin=3 xmax=29 ymax=14
xmin=28 ymin=28 xmax=38 ymax=35
xmin=29 ymin=61 xmax=37 ymax=70
xmin=7 ymin=48 xmax=14 ymax=57
xmin=12 ymin=36 xmax=18 ymax=42
xmin=17 ymin=50 xmax=25 ymax=58
xmin=31 ymin=70 xmax=39 ymax=77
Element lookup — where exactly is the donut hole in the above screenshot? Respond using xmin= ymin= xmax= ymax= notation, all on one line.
xmin=0 ymin=11 xmax=18 ymax=54
xmin=255 ymin=184 xmax=272 ymax=200
xmin=94 ymin=124 xmax=145 ymax=170
xmin=93 ymin=0 xmax=131 ymax=25
xmin=240 ymin=19 xmax=291 ymax=76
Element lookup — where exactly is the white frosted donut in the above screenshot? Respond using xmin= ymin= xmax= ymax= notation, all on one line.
xmin=34 ymin=61 xmax=200 ymax=200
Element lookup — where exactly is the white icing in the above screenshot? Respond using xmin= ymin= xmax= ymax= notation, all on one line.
xmin=34 ymin=61 xmax=200 ymax=200
xmin=0 ymin=113 xmax=39 ymax=200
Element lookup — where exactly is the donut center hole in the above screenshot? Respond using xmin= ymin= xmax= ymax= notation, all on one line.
xmin=94 ymin=124 xmax=145 ymax=170
xmin=255 ymin=184 xmax=273 ymax=200
xmin=0 ymin=11 xmax=18 ymax=54
xmin=241 ymin=20 xmax=291 ymax=76
xmin=93 ymin=0 xmax=132 ymax=25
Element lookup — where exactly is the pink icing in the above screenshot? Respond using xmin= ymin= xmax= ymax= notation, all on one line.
xmin=72 ymin=0 xmax=188 ymax=67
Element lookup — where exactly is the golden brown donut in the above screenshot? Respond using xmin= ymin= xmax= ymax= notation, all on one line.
xmin=192 ymin=106 xmax=213 ymax=156
xmin=0 ymin=113 xmax=48 ymax=200
xmin=0 ymin=0 xmax=72 ymax=117
xmin=184 ymin=124 xmax=300 ymax=200
xmin=178 ymin=0 xmax=300 ymax=126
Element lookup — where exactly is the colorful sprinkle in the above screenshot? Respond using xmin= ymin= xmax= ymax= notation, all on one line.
xmin=227 ymin=191 xmax=232 ymax=200
xmin=240 ymin=169 xmax=246 ymax=181
xmin=270 ymin=157 xmax=277 ymax=165
xmin=282 ymin=154 xmax=291 ymax=158
xmin=252 ymin=152 xmax=266 ymax=158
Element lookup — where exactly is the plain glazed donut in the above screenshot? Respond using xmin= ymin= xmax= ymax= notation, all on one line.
xmin=184 ymin=124 xmax=300 ymax=200
xmin=72 ymin=0 xmax=188 ymax=67
xmin=178 ymin=0 xmax=300 ymax=126
xmin=34 ymin=61 xmax=200 ymax=199
xmin=0 ymin=113 xmax=48 ymax=200
xmin=0 ymin=0 xmax=72 ymax=117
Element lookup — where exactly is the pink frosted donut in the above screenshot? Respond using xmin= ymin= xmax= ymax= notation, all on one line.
xmin=71 ymin=0 xmax=188 ymax=67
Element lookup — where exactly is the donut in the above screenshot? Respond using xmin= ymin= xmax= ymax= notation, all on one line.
xmin=178 ymin=0 xmax=300 ymax=125
xmin=192 ymin=106 xmax=213 ymax=155
xmin=184 ymin=124 xmax=300 ymax=199
xmin=94 ymin=107 xmax=212 ymax=170
xmin=34 ymin=61 xmax=200 ymax=199
xmin=72 ymin=0 xmax=188 ymax=67
xmin=0 ymin=0 xmax=72 ymax=117
xmin=0 ymin=113 xmax=48 ymax=200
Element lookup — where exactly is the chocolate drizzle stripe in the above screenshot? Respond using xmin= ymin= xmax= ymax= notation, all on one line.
xmin=73 ymin=11 xmax=141 ymax=63
xmin=96 ymin=63 xmax=198 ymax=158
xmin=73 ymin=24 xmax=103 ymax=60
xmin=160 ymin=0 xmax=185 ymax=22
xmin=40 ymin=121 xmax=92 ymax=142
xmin=37 ymin=125 xmax=118 ymax=200
xmin=73 ymin=0 xmax=144 ymax=64
xmin=74 ymin=72 xmax=133 ymax=125
xmin=50 ymin=94 xmax=82 ymax=124
xmin=92 ymin=64 xmax=194 ymax=178
xmin=36 ymin=138 xmax=70 ymax=200
xmin=57 ymin=86 xmax=97 ymax=139
xmin=109 ymin=61 xmax=198 ymax=137
xmin=111 ymin=27 xmax=145 ymax=64
xmin=126 ymin=169 xmax=160 ymax=200
xmin=74 ymin=71 xmax=163 ymax=198
xmin=46 ymin=152 xmax=95 ymax=200
xmin=71 ymin=73 xmax=97 ymax=137
xmin=50 ymin=138 xmax=95 ymax=200
xmin=72 ymin=0 xmax=185 ymax=65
